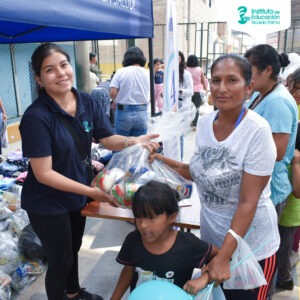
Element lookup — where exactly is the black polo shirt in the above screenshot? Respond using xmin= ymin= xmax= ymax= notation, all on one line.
xmin=20 ymin=88 xmax=114 ymax=215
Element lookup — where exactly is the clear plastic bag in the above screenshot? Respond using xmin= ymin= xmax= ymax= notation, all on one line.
xmin=190 ymin=269 xmax=225 ymax=300
xmin=93 ymin=145 xmax=193 ymax=208
xmin=0 ymin=232 xmax=21 ymax=275
xmin=8 ymin=208 xmax=30 ymax=237
xmin=147 ymin=106 xmax=195 ymax=143
xmin=2 ymin=184 xmax=22 ymax=212
xmin=16 ymin=259 xmax=46 ymax=278
xmin=0 ymin=270 xmax=12 ymax=300
xmin=10 ymin=272 xmax=36 ymax=293
xmin=194 ymin=282 xmax=225 ymax=300
xmin=223 ymin=229 xmax=267 ymax=290
xmin=0 ymin=205 xmax=12 ymax=221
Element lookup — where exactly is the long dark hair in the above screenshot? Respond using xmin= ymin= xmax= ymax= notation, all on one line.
xmin=132 ymin=181 xmax=179 ymax=219
xmin=179 ymin=51 xmax=185 ymax=84
xmin=244 ymin=44 xmax=289 ymax=81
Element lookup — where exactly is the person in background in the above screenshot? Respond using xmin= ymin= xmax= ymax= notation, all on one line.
xmin=276 ymin=68 xmax=300 ymax=290
xmin=286 ymin=68 xmax=300 ymax=117
xmin=91 ymin=81 xmax=111 ymax=121
xmin=287 ymin=69 xmax=300 ymax=268
xmin=20 ymin=43 xmax=159 ymax=300
xmin=244 ymin=45 xmax=298 ymax=214
xmin=153 ymin=58 xmax=164 ymax=113
xmin=110 ymin=181 xmax=218 ymax=300
xmin=178 ymin=51 xmax=194 ymax=161
xmin=186 ymin=54 xmax=208 ymax=128
xmin=89 ymin=71 xmax=99 ymax=93
xmin=178 ymin=51 xmax=194 ymax=110
xmin=244 ymin=44 xmax=298 ymax=298
xmin=110 ymin=47 xmax=150 ymax=137
xmin=150 ymin=54 xmax=279 ymax=299
xmin=276 ymin=124 xmax=300 ymax=290
xmin=89 ymin=52 xmax=101 ymax=79
xmin=0 ymin=97 xmax=7 ymax=155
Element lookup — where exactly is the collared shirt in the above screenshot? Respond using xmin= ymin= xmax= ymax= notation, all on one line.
xmin=20 ymin=88 xmax=114 ymax=215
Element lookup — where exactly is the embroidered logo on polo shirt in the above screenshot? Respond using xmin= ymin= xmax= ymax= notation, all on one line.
xmin=83 ymin=121 xmax=93 ymax=132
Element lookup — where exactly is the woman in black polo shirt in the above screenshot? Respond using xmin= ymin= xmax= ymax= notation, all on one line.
xmin=19 ymin=43 xmax=158 ymax=300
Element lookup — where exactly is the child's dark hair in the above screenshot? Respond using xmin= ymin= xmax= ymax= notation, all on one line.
xmin=153 ymin=57 xmax=162 ymax=65
xmin=132 ymin=181 xmax=179 ymax=218
xmin=286 ymin=68 xmax=300 ymax=95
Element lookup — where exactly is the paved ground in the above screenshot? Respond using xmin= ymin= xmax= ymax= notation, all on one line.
xmin=5 ymin=108 xmax=300 ymax=299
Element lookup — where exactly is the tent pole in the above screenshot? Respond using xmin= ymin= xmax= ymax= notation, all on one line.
xmin=148 ymin=38 xmax=155 ymax=117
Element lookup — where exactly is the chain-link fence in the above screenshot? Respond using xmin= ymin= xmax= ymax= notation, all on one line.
xmin=0 ymin=42 xmax=77 ymax=123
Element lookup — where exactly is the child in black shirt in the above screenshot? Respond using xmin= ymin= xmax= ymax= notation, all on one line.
xmin=110 ymin=181 xmax=218 ymax=299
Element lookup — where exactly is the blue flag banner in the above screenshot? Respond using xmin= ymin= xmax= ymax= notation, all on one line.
xmin=162 ymin=0 xmax=180 ymax=161
xmin=163 ymin=0 xmax=179 ymax=112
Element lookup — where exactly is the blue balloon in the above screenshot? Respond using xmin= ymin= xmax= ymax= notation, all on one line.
xmin=128 ymin=280 xmax=194 ymax=300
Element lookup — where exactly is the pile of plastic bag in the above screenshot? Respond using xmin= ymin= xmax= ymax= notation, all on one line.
xmin=0 ymin=183 xmax=46 ymax=299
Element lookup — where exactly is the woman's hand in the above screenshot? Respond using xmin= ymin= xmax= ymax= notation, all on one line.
xmin=132 ymin=134 xmax=160 ymax=152
xmin=88 ymin=186 xmax=118 ymax=207
xmin=202 ymin=253 xmax=231 ymax=286
xmin=148 ymin=152 xmax=165 ymax=163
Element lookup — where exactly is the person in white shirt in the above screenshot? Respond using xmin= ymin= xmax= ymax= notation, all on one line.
xmin=150 ymin=54 xmax=279 ymax=299
xmin=109 ymin=47 xmax=150 ymax=137
xmin=178 ymin=51 xmax=194 ymax=161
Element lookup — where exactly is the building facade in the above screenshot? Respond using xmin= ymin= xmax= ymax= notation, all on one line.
xmin=0 ymin=0 xmax=297 ymax=142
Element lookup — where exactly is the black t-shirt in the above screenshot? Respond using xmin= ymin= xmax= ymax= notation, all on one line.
xmin=117 ymin=230 xmax=211 ymax=289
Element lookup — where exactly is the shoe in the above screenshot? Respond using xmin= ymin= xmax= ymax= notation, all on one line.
xmin=65 ymin=288 xmax=103 ymax=300
xmin=276 ymin=279 xmax=294 ymax=290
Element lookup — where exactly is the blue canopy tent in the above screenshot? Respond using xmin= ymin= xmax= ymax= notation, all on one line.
xmin=0 ymin=0 xmax=156 ymax=113
xmin=0 ymin=0 xmax=153 ymax=42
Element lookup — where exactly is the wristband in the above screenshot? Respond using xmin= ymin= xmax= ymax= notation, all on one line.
xmin=124 ymin=136 xmax=133 ymax=148
xmin=228 ymin=229 xmax=239 ymax=242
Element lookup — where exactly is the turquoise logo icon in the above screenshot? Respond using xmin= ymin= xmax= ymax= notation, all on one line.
xmin=83 ymin=121 xmax=93 ymax=132
xmin=238 ymin=6 xmax=250 ymax=24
